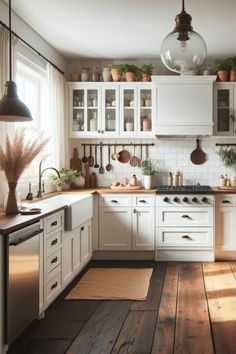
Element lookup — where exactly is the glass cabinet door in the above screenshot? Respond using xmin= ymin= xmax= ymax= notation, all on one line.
xmin=87 ymin=89 xmax=99 ymax=133
xmin=72 ymin=89 xmax=85 ymax=133
xmin=120 ymin=86 xmax=136 ymax=134
xmin=214 ymin=85 xmax=234 ymax=136
xmin=138 ymin=88 xmax=153 ymax=133
xmin=102 ymin=86 xmax=119 ymax=135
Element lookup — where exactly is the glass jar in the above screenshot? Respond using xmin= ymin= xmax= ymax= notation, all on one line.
xmin=81 ymin=68 xmax=89 ymax=82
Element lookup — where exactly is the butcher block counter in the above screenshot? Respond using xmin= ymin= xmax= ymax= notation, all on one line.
xmin=211 ymin=187 xmax=236 ymax=194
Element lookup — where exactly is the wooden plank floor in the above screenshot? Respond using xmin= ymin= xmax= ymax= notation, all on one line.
xmin=8 ymin=260 xmax=236 ymax=354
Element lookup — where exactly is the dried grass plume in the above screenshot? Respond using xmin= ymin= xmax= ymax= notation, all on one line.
xmin=0 ymin=127 xmax=49 ymax=183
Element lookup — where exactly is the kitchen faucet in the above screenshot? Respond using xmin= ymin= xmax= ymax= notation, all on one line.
xmin=37 ymin=161 xmax=60 ymax=198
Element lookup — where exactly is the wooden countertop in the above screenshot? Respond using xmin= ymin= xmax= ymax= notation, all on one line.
xmin=211 ymin=187 xmax=236 ymax=194
xmin=0 ymin=205 xmax=65 ymax=235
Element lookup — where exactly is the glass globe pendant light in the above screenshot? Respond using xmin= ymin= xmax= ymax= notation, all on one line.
xmin=160 ymin=0 xmax=207 ymax=74
xmin=0 ymin=0 xmax=32 ymax=122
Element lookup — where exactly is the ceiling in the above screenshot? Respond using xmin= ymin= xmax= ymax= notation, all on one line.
xmin=11 ymin=0 xmax=236 ymax=60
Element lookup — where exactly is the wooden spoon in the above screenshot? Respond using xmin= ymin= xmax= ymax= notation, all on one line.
xmin=106 ymin=145 xmax=112 ymax=172
xmin=88 ymin=145 xmax=94 ymax=167
xmin=94 ymin=145 xmax=99 ymax=168
xmin=130 ymin=145 xmax=138 ymax=167
xmin=81 ymin=145 xmax=88 ymax=163
xmin=190 ymin=139 xmax=206 ymax=165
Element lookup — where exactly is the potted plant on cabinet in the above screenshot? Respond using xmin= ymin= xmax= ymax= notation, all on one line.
xmin=111 ymin=64 xmax=123 ymax=82
xmin=120 ymin=64 xmax=139 ymax=82
xmin=140 ymin=64 xmax=153 ymax=82
xmin=141 ymin=160 xmax=156 ymax=189
xmin=214 ymin=58 xmax=231 ymax=82
xmin=229 ymin=57 xmax=236 ymax=82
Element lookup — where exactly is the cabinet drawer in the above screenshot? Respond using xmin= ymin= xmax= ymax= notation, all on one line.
xmin=46 ymin=271 xmax=62 ymax=302
xmin=47 ymin=248 xmax=62 ymax=274
xmin=99 ymin=195 xmax=131 ymax=207
xmin=46 ymin=230 xmax=62 ymax=254
xmin=45 ymin=211 xmax=63 ymax=234
xmin=156 ymin=207 xmax=213 ymax=227
xmin=156 ymin=228 xmax=213 ymax=248
xmin=132 ymin=195 xmax=155 ymax=207
xmin=216 ymin=195 xmax=236 ymax=207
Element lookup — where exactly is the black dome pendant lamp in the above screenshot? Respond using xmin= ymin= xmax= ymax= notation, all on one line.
xmin=0 ymin=0 xmax=32 ymax=122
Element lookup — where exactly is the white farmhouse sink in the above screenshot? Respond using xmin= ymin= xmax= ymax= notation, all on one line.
xmin=37 ymin=193 xmax=93 ymax=230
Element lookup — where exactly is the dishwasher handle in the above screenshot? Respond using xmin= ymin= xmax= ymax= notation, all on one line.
xmin=9 ymin=229 xmax=44 ymax=246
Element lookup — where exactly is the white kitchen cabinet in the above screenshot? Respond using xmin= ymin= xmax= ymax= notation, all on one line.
xmin=98 ymin=194 xmax=155 ymax=251
xmin=99 ymin=207 xmax=132 ymax=250
xmin=214 ymin=83 xmax=236 ymax=136
xmin=43 ymin=211 xmax=64 ymax=309
xmin=68 ymin=82 xmax=156 ymax=138
xmin=63 ymin=219 xmax=92 ymax=287
xmin=215 ymin=194 xmax=236 ymax=259
xmin=152 ymin=75 xmax=216 ymax=136
xmin=132 ymin=207 xmax=155 ymax=250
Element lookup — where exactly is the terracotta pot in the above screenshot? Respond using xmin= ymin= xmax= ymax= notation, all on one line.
xmin=125 ymin=72 xmax=136 ymax=82
xmin=111 ymin=68 xmax=122 ymax=82
xmin=141 ymin=73 xmax=151 ymax=82
xmin=230 ymin=69 xmax=236 ymax=82
xmin=217 ymin=70 xmax=229 ymax=82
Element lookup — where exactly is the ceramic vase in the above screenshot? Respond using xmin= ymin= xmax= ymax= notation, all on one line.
xmin=125 ymin=72 xmax=136 ymax=82
xmin=111 ymin=68 xmax=122 ymax=82
xmin=143 ymin=175 xmax=152 ymax=190
xmin=102 ymin=67 xmax=111 ymax=82
xmin=5 ymin=182 xmax=20 ymax=215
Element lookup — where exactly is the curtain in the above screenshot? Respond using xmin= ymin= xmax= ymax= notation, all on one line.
xmin=0 ymin=26 xmax=18 ymax=205
xmin=46 ymin=63 xmax=66 ymax=169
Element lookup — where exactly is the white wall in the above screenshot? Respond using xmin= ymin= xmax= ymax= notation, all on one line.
xmin=69 ymin=137 xmax=235 ymax=188
xmin=0 ymin=0 xmax=67 ymax=73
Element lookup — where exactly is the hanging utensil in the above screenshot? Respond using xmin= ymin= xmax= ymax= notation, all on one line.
xmin=190 ymin=139 xmax=206 ymax=165
xmin=88 ymin=145 xmax=94 ymax=167
xmin=94 ymin=145 xmax=99 ymax=168
xmin=111 ymin=145 xmax=118 ymax=161
xmin=117 ymin=145 xmax=130 ymax=163
xmin=130 ymin=145 xmax=138 ymax=167
xmin=81 ymin=145 xmax=88 ymax=163
xmin=70 ymin=148 xmax=82 ymax=172
xmin=99 ymin=145 xmax=104 ymax=174
xmin=106 ymin=145 xmax=112 ymax=172
xmin=138 ymin=145 xmax=143 ymax=167
xmin=84 ymin=164 xmax=90 ymax=188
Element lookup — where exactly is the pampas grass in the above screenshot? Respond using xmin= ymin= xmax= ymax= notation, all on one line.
xmin=0 ymin=127 xmax=49 ymax=214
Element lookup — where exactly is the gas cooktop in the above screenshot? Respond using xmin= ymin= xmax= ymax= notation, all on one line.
xmin=156 ymin=185 xmax=212 ymax=193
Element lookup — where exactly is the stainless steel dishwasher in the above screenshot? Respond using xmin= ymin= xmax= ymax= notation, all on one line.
xmin=6 ymin=221 xmax=43 ymax=344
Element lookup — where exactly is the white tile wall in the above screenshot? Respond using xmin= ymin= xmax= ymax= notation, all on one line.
xmin=69 ymin=137 xmax=236 ymax=188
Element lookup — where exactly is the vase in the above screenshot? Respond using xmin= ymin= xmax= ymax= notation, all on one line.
xmin=143 ymin=175 xmax=152 ymax=190
xmin=111 ymin=68 xmax=122 ymax=82
xmin=217 ymin=70 xmax=229 ymax=82
xmin=141 ymin=73 xmax=151 ymax=82
xmin=102 ymin=67 xmax=112 ymax=82
xmin=4 ymin=182 xmax=21 ymax=215
xmin=125 ymin=72 xmax=136 ymax=82
xmin=230 ymin=69 xmax=236 ymax=82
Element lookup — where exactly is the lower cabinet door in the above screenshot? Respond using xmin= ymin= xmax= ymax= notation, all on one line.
xmin=63 ymin=230 xmax=74 ymax=285
xmin=216 ymin=206 xmax=236 ymax=251
xmin=132 ymin=207 xmax=155 ymax=250
xmin=99 ymin=207 xmax=132 ymax=250
xmin=80 ymin=220 xmax=92 ymax=265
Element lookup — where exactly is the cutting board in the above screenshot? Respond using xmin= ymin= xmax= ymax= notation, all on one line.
xmin=70 ymin=148 xmax=82 ymax=172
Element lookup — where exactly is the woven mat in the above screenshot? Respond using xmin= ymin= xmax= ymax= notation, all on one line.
xmin=66 ymin=267 xmax=153 ymax=301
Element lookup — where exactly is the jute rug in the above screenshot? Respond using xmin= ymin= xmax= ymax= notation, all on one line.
xmin=66 ymin=267 xmax=153 ymax=301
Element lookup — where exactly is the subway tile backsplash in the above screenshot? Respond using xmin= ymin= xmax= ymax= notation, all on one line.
xmin=69 ymin=138 xmax=236 ymax=188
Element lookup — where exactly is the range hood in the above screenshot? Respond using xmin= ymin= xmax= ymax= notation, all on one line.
xmin=152 ymin=76 xmax=217 ymax=137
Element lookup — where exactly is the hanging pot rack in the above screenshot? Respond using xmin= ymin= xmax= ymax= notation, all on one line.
xmin=81 ymin=142 xmax=155 ymax=147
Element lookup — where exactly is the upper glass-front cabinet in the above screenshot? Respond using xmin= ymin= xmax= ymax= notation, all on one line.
xmin=69 ymin=84 xmax=101 ymax=136
xmin=68 ymin=82 xmax=156 ymax=138
xmin=214 ymin=83 xmax=236 ymax=136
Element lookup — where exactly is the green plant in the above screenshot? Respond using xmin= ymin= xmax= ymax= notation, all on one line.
xmin=140 ymin=64 xmax=153 ymax=75
xmin=229 ymin=57 xmax=236 ymax=71
xmin=217 ymin=148 xmax=236 ymax=167
xmin=48 ymin=168 xmax=78 ymax=186
xmin=111 ymin=64 xmax=123 ymax=71
xmin=141 ymin=160 xmax=156 ymax=176
xmin=214 ymin=58 xmax=231 ymax=71
xmin=120 ymin=64 xmax=139 ymax=74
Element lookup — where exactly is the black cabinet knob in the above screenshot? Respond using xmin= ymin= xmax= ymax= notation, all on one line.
xmin=183 ymin=197 xmax=188 ymax=202
xmin=201 ymin=197 xmax=208 ymax=203
xmin=192 ymin=197 xmax=198 ymax=203
xmin=173 ymin=197 xmax=179 ymax=203
xmin=163 ymin=197 xmax=169 ymax=203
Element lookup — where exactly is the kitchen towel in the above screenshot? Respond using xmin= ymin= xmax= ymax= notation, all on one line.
xmin=66 ymin=267 xmax=153 ymax=301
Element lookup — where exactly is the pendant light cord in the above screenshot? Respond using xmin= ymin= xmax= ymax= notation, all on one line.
xmin=182 ymin=0 xmax=185 ymax=12
xmin=9 ymin=0 xmax=12 ymax=81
